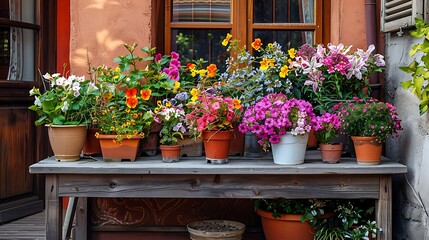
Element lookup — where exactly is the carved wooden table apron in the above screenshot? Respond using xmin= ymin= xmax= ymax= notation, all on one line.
xmin=29 ymin=154 xmax=407 ymax=240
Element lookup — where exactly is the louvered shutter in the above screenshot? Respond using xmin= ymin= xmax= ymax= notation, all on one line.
xmin=381 ymin=0 xmax=424 ymax=32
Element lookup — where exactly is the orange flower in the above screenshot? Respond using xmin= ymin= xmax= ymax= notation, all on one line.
xmin=232 ymin=99 xmax=242 ymax=109
xmin=187 ymin=63 xmax=196 ymax=70
xmin=140 ymin=89 xmax=151 ymax=100
xmin=126 ymin=97 xmax=138 ymax=108
xmin=207 ymin=64 xmax=218 ymax=78
xmin=126 ymin=88 xmax=137 ymax=98
xmin=251 ymin=38 xmax=262 ymax=50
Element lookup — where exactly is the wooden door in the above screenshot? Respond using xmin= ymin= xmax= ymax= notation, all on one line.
xmin=0 ymin=0 xmax=55 ymax=223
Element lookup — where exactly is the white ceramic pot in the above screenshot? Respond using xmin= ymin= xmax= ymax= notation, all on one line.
xmin=271 ymin=133 xmax=309 ymax=165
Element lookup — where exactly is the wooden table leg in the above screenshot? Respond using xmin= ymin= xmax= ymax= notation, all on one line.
xmin=376 ymin=175 xmax=392 ymax=240
xmin=45 ymin=175 xmax=62 ymax=240
xmin=73 ymin=197 xmax=88 ymax=240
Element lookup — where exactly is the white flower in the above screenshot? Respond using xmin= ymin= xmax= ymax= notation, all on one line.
xmin=52 ymin=73 xmax=60 ymax=78
xmin=56 ymin=77 xmax=65 ymax=86
xmin=63 ymin=77 xmax=72 ymax=87
xmin=73 ymin=91 xmax=80 ymax=97
xmin=29 ymin=88 xmax=35 ymax=96
xmin=43 ymin=73 xmax=51 ymax=79
xmin=34 ymin=96 xmax=41 ymax=107
xmin=61 ymin=101 xmax=69 ymax=112
xmin=72 ymin=82 xmax=81 ymax=92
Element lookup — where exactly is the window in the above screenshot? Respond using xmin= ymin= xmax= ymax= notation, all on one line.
xmin=381 ymin=0 xmax=425 ymax=32
xmin=0 ymin=0 xmax=38 ymax=81
xmin=164 ymin=0 xmax=325 ymax=64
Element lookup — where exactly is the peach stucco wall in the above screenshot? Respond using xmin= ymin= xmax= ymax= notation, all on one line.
xmin=70 ymin=0 xmax=152 ymax=76
xmin=330 ymin=0 xmax=367 ymax=49
xmin=69 ymin=0 xmax=368 ymax=74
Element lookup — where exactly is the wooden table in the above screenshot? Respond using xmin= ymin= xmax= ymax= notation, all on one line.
xmin=29 ymin=153 xmax=407 ymax=240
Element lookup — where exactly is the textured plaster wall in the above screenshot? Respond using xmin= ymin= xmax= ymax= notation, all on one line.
xmin=384 ymin=31 xmax=429 ymax=240
xmin=330 ymin=0 xmax=367 ymax=49
xmin=70 ymin=0 xmax=152 ymax=76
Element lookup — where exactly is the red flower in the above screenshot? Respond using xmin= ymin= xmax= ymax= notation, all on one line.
xmin=126 ymin=88 xmax=137 ymax=98
xmin=126 ymin=97 xmax=138 ymax=109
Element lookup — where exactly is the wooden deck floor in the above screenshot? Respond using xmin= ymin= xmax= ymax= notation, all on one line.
xmin=0 ymin=211 xmax=45 ymax=240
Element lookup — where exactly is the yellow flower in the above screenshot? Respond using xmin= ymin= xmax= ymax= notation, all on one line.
xmin=115 ymin=67 xmax=121 ymax=73
xmin=173 ymin=81 xmax=180 ymax=93
xmin=190 ymin=87 xmax=200 ymax=102
xmin=199 ymin=69 xmax=207 ymax=77
xmin=157 ymin=100 xmax=162 ymax=107
xmin=110 ymin=126 xmax=115 ymax=131
xmin=132 ymin=113 xmax=138 ymax=119
xmin=279 ymin=66 xmax=289 ymax=78
xmin=288 ymin=48 xmax=296 ymax=59
xmin=222 ymin=33 xmax=232 ymax=46
xmin=154 ymin=107 xmax=160 ymax=113
xmin=260 ymin=58 xmax=274 ymax=71
xmin=126 ymin=134 xmax=132 ymax=139
xmin=165 ymin=101 xmax=172 ymax=107
xmin=125 ymin=108 xmax=130 ymax=113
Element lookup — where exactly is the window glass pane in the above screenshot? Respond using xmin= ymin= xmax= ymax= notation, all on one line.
xmin=0 ymin=27 xmax=10 ymax=79
xmin=254 ymin=0 xmax=314 ymax=23
xmin=171 ymin=29 xmax=229 ymax=70
xmin=254 ymin=30 xmax=313 ymax=50
xmin=172 ymin=0 xmax=231 ymax=22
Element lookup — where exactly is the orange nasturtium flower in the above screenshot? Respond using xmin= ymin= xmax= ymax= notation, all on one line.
xmin=126 ymin=88 xmax=137 ymax=98
xmin=207 ymin=64 xmax=218 ymax=78
xmin=251 ymin=38 xmax=262 ymax=50
xmin=222 ymin=33 xmax=232 ymax=46
xmin=140 ymin=89 xmax=152 ymax=100
xmin=288 ymin=48 xmax=297 ymax=59
xmin=232 ymin=99 xmax=242 ymax=110
xmin=279 ymin=66 xmax=289 ymax=78
xmin=126 ymin=97 xmax=138 ymax=109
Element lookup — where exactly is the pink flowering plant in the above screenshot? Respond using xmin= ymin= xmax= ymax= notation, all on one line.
xmin=290 ymin=43 xmax=385 ymax=112
xmin=313 ymin=112 xmax=343 ymax=144
xmin=238 ymin=93 xmax=316 ymax=150
xmin=153 ymin=99 xmax=187 ymax=145
xmin=186 ymin=89 xmax=243 ymax=139
xmin=334 ymin=98 xmax=402 ymax=143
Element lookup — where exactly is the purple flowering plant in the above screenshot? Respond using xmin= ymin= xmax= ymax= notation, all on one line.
xmin=334 ymin=98 xmax=402 ymax=143
xmin=153 ymin=99 xmax=187 ymax=145
xmin=313 ymin=112 xmax=343 ymax=144
xmin=290 ymin=43 xmax=385 ymax=112
xmin=238 ymin=93 xmax=316 ymax=150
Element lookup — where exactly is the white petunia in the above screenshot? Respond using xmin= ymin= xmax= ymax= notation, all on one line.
xmin=56 ymin=77 xmax=65 ymax=86
xmin=34 ymin=96 xmax=41 ymax=107
xmin=61 ymin=101 xmax=69 ymax=112
xmin=43 ymin=73 xmax=51 ymax=79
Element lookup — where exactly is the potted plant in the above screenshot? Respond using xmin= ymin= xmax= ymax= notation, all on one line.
xmin=334 ymin=98 xmax=402 ymax=165
xmin=186 ymin=88 xmax=243 ymax=164
xmin=153 ymin=99 xmax=187 ymax=163
xmin=238 ymin=93 xmax=316 ymax=164
xmin=399 ymin=18 xmax=429 ymax=116
xmin=92 ymin=43 xmax=154 ymax=161
xmin=254 ymin=198 xmax=330 ymax=240
xmin=28 ymin=72 xmax=99 ymax=161
xmin=314 ymin=112 xmax=343 ymax=163
xmin=218 ymin=35 xmax=296 ymax=157
xmin=290 ymin=43 xmax=385 ymax=113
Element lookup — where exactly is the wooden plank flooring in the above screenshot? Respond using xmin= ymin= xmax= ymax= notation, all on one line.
xmin=0 ymin=211 xmax=45 ymax=240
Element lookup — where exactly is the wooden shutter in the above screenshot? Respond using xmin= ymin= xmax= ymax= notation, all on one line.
xmin=381 ymin=0 xmax=424 ymax=32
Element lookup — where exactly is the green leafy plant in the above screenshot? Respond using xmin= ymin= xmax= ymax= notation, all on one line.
xmin=93 ymin=43 xmax=154 ymax=141
xmin=29 ymin=72 xmax=99 ymax=126
xmin=399 ymin=18 xmax=429 ymax=115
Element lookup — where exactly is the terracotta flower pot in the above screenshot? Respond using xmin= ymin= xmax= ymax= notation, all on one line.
xmin=97 ymin=134 xmax=142 ymax=161
xmin=160 ymin=144 xmax=181 ymax=163
xmin=202 ymin=130 xmax=233 ymax=164
xmin=47 ymin=125 xmax=87 ymax=161
xmin=82 ymin=128 xmax=101 ymax=155
xmin=351 ymin=136 xmax=382 ymax=165
xmin=320 ymin=143 xmax=343 ymax=163
xmin=256 ymin=209 xmax=315 ymax=240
